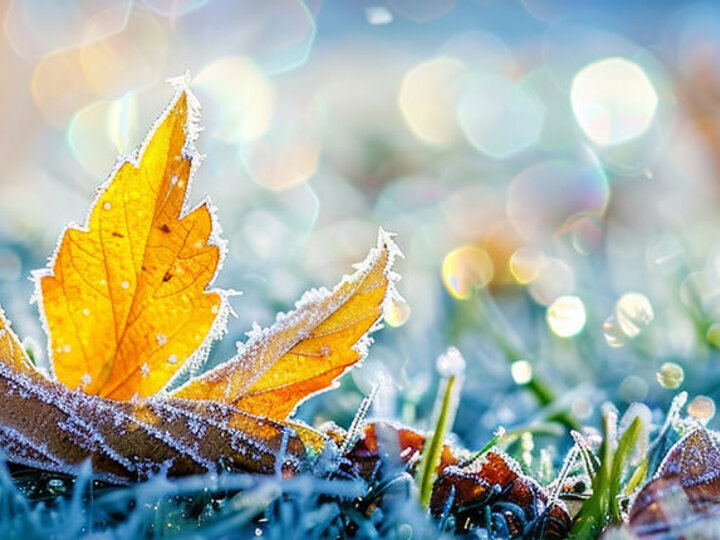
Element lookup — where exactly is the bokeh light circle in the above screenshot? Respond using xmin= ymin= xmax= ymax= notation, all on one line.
xmin=457 ymin=73 xmax=545 ymax=159
xmin=571 ymin=57 xmax=659 ymax=146
xmin=441 ymin=246 xmax=494 ymax=300
xmin=194 ymin=57 xmax=276 ymax=143
xmin=546 ymin=295 xmax=586 ymax=338
xmin=398 ymin=57 xmax=466 ymax=147
xmin=507 ymin=158 xmax=609 ymax=242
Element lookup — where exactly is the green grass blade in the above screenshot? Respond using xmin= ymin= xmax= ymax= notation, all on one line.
xmin=417 ymin=375 xmax=456 ymax=509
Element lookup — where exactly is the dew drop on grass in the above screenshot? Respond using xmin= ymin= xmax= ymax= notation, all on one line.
xmin=436 ymin=346 xmax=465 ymax=377
xmin=510 ymin=359 xmax=533 ymax=384
xmin=603 ymin=315 xmax=628 ymax=348
xmin=656 ymin=362 xmax=684 ymax=389
xmin=546 ymin=295 xmax=586 ymax=337
xmin=615 ymin=292 xmax=654 ymax=338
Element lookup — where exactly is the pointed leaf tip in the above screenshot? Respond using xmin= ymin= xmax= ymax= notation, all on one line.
xmin=38 ymin=88 xmax=227 ymax=399
xmin=172 ymin=232 xmax=402 ymax=421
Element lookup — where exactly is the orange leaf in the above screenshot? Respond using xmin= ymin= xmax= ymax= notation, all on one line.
xmin=172 ymin=229 xmax=402 ymax=421
xmin=36 ymin=87 xmax=227 ymax=400
xmin=0 ymin=307 xmax=36 ymax=375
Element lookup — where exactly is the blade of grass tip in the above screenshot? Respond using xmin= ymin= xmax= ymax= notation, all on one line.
xmin=570 ymin=431 xmax=600 ymax=478
xmin=461 ymin=427 xmax=506 ymax=467
xmin=569 ymin=410 xmax=617 ymax=537
xmin=340 ymin=381 xmax=379 ymax=456
xmin=475 ymin=291 xmax=580 ymax=430
xmin=622 ymin=455 xmax=648 ymax=496
xmin=417 ymin=375 xmax=456 ymax=509
xmin=609 ymin=416 xmax=642 ymax=523
xmin=599 ymin=408 xmax=617 ymax=511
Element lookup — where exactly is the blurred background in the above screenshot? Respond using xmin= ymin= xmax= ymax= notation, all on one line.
xmin=2 ymin=0 xmax=720 ymax=458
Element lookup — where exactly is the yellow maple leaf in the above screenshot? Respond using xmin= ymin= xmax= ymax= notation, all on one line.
xmin=0 ymin=82 xmax=403 ymax=481
xmin=36 ymin=88 xmax=227 ymax=400
xmin=172 ymin=230 xmax=400 ymax=422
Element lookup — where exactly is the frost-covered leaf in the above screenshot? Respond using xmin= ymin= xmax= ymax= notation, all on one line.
xmin=36 ymin=86 xmax=227 ymax=400
xmin=0 ymin=358 xmax=304 ymax=482
xmin=629 ymin=428 xmax=720 ymax=536
xmin=172 ymin=229 xmax=403 ymax=421
xmin=0 ymin=83 xmax=402 ymax=482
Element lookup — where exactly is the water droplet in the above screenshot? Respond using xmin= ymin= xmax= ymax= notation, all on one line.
xmin=170 ymin=175 xmax=178 ymax=185
xmin=615 ymin=292 xmax=654 ymax=338
xmin=156 ymin=333 xmax=167 ymax=346
xmin=47 ymin=478 xmax=66 ymax=494
xmin=436 ymin=347 xmax=466 ymax=378
xmin=688 ymin=395 xmax=716 ymax=421
xmin=140 ymin=362 xmax=150 ymax=377
xmin=211 ymin=304 xmax=219 ymax=314
xmin=120 ymin=280 xmax=130 ymax=290
xmin=103 ymin=201 xmax=111 ymax=210
xmin=167 ymin=354 xmax=178 ymax=365
xmin=384 ymin=297 xmax=411 ymax=327
xmin=603 ymin=315 xmax=628 ymax=347
xmin=63 ymin=344 xmax=71 ymax=353
xmin=81 ymin=373 xmax=92 ymax=387
xmin=82 ymin=308 xmax=91 ymax=316
xmin=99 ymin=279 xmax=106 ymax=286
xmin=546 ymin=295 xmax=586 ymax=338
xmin=510 ymin=359 xmax=533 ymax=385
xmin=441 ymin=245 xmax=494 ymax=299
xmin=656 ymin=362 xmax=684 ymax=389
xmin=194 ymin=240 xmax=204 ymax=249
